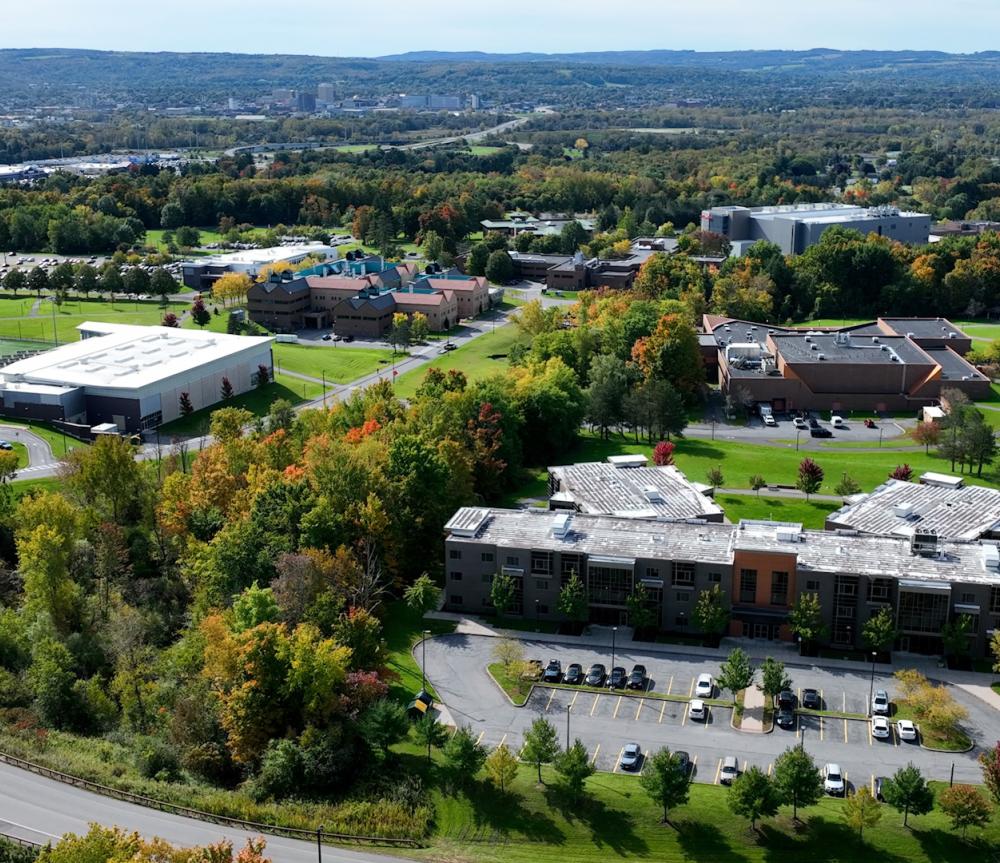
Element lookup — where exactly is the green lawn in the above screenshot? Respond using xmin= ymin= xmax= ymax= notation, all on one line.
xmin=467 ymin=145 xmax=504 ymax=155
xmin=717 ymin=493 xmax=840 ymax=528
xmin=393 ymin=325 xmax=529 ymax=400
xmin=12 ymin=476 xmax=64 ymax=495
xmin=157 ymin=380 xmax=307 ymax=437
xmin=272 ymin=342 xmax=396 ymax=383
xmin=274 ymin=371 xmax=325 ymax=401
xmin=0 ymin=419 xmax=89 ymax=456
xmin=804 ymin=316 xmax=1000 ymax=341
xmin=382 ymin=600 xmax=456 ymax=703
xmin=419 ymin=760 xmax=999 ymax=863
xmin=0 ymin=298 xmax=189 ymax=343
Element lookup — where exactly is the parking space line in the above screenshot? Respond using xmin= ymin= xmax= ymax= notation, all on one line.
xmin=639 ymin=750 xmax=649 ymax=775
xmin=713 ymin=758 xmax=722 ymax=785
xmin=498 ymin=733 xmax=507 ymax=749
xmin=892 ymin=723 xmax=899 ymax=746
xmin=590 ymin=694 xmax=601 ymax=716
xmin=544 ymin=688 xmax=557 ymax=712
xmin=681 ymin=703 xmax=689 ymax=726
xmin=687 ymin=677 xmax=695 ymax=697
xmin=635 ymin=697 xmax=643 ymax=721
xmin=569 ymin=690 xmax=579 ymax=710
xmin=590 ymin=744 xmax=601 ymax=765
xmin=871 ymin=774 xmax=876 ymax=796
xmin=843 ymin=692 xmax=847 ymax=713
xmin=819 ymin=714 xmax=824 ymax=741
xmin=658 ymin=700 xmax=667 ymax=723
xmin=844 ymin=717 xmax=849 ymax=744
xmin=692 ymin=755 xmax=698 ymax=776
xmin=867 ymin=720 xmax=872 ymax=746
xmin=612 ymin=746 xmax=624 ymax=773
xmin=613 ymin=696 xmax=623 ymax=719
xmin=705 ymin=706 xmax=711 ymax=726
xmin=666 ymin=675 xmax=673 ymax=695
xmin=767 ymin=762 xmax=773 ymax=776
xmin=475 ymin=731 xmax=485 ymax=746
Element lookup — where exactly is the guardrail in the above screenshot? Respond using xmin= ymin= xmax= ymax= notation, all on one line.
xmin=0 ymin=829 xmax=43 ymax=850
xmin=0 ymin=751 xmax=423 ymax=849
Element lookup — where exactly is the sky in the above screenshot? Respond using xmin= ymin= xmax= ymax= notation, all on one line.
xmin=5 ymin=0 xmax=1000 ymax=56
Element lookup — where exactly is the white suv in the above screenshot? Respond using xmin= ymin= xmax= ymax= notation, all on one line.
xmin=823 ymin=763 xmax=845 ymax=796
xmin=695 ymin=673 xmax=714 ymax=698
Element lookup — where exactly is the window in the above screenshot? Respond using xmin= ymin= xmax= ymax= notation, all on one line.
xmin=587 ymin=565 xmax=633 ymax=606
xmin=708 ymin=572 xmax=722 ymax=583
xmin=671 ymin=562 xmax=695 ymax=586
xmin=449 ymin=571 xmax=462 ymax=582
xmin=770 ymin=571 xmax=789 ymax=606
xmin=505 ymin=555 xmax=520 ymax=567
xmin=992 ymin=587 xmax=1000 ymax=614
xmin=897 ymin=590 xmax=950 ymax=634
xmin=481 ymin=552 xmax=495 ymax=563
xmin=481 ymin=573 xmax=493 ymax=584
xmin=531 ymin=551 xmax=552 ymax=575
xmin=535 ymin=579 xmax=549 ymax=591
xmin=806 ymin=580 xmax=820 ymax=592
xmin=835 ymin=604 xmax=854 ymax=620
xmin=449 ymin=549 xmax=462 ymax=560
xmin=868 ymin=578 xmax=891 ymax=603
xmin=675 ymin=591 xmax=691 ymax=603
xmin=449 ymin=595 xmax=463 ymax=606
xmin=674 ymin=615 xmax=688 ymax=627
xmin=961 ymin=592 xmax=976 ymax=604
xmin=835 ymin=577 xmax=858 ymax=598
xmin=538 ymin=604 xmax=549 ymax=615
xmin=561 ymin=554 xmax=582 ymax=583
xmin=646 ymin=566 xmax=660 ymax=581
xmin=739 ymin=569 xmax=757 ymax=604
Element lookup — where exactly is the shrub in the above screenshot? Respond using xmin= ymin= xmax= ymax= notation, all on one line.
xmin=250 ymin=738 xmax=305 ymax=802
xmin=135 ymin=737 xmax=182 ymax=782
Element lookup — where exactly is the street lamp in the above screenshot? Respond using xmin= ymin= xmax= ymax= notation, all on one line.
xmin=611 ymin=625 xmax=618 ymax=675
xmin=421 ymin=629 xmax=431 ymax=693
xmin=566 ymin=703 xmax=572 ymax=749
xmin=796 ymin=428 xmax=802 ymax=451
xmin=535 ymin=599 xmax=540 ymax=632
xmin=316 ymin=826 xmax=323 ymax=863
xmin=868 ymin=650 xmax=878 ymax=718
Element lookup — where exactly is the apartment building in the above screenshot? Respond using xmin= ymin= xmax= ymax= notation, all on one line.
xmin=443 ymin=507 xmax=1000 ymax=657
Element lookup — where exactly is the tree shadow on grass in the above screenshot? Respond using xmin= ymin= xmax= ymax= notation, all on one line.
xmin=759 ymin=817 xmax=912 ymax=863
xmin=541 ymin=782 xmax=648 ymax=856
xmin=911 ymin=825 xmax=996 ymax=863
xmin=674 ymin=817 xmax=751 ymax=863
xmin=459 ymin=779 xmax=565 ymax=846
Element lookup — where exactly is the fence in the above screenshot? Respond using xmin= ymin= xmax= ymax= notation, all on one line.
xmin=0 ymin=752 xmax=423 ymax=849
xmin=0 ymin=829 xmax=43 ymax=850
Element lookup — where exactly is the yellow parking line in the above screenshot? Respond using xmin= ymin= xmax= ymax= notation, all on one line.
xmin=667 ymin=675 xmax=673 ymax=695
xmin=639 ymin=750 xmax=650 ymax=775
xmin=590 ymin=694 xmax=601 ymax=716
xmin=658 ymin=700 xmax=667 ymax=723
xmin=867 ymin=720 xmax=872 ymax=746
xmin=569 ymin=690 xmax=579 ymax=710
xmin=819 ymin=715 xmax=824 ymax=741
xmin=713 ymin=758 xmax=722 ymax=785
xmin=688 ymin=677 xmax=695 ymax=697
xmin=612 ymin=746 xmax=624 ymax=773
xmin=681 ymin=703 xmax=689 ymax=727
xmin=871 ymin=774 xmax=876 ymax=796
xmin=692 ymin=755 xmax=698 ymax=775
xmin=613 ymin=696 xmax=623 ymax=719
xmin=590 ymin=743 xmax=601 ymax=765
xmin=892 ymin=724 xmax=899 ymax=746
xmin=843 ymin=718 xmax=848 ymax=744
xmin=767 ymin=762 xmax=773 ymax=776
xmin=498 ymin=733 xmax=507 ymax=749
xmin=476 ymin=731 xmax=485 ymax=746
xmin=545 ymin=688 xmax=557 ymax=712
xmin=635 ymin=697 xmax=644 ymax=721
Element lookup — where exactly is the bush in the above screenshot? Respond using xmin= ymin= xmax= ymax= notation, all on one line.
xmin=249 ymin=738 xmax=305 ymax=802
xmin=181 ymin=741 xmax=241 ymax=787
xmin=0 ymin=837 xmax=37 ymax=863
xmin=135 ymin=737 xmax=182 ymax=782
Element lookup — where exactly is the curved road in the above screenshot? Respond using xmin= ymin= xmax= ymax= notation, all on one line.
xmin=0 ymin=424 xmax=61 ymax=479
xmin=0 ymin=761 xmax=410 ymax=862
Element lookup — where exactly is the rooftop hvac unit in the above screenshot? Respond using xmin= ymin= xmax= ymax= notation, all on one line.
xmin=872 ymin=336 xmax=880 ymax=343
xmin=948 ymin=332 xmax=957 ymax=339
xmin=776 ymin=526 xmax=802 ymax=543
xmin=880 ymin=344 xmax=888 ymax=351
xmin=817 ymin=353 xmax=826 ymax=360
xmin=893 ymin=502 xmax=916 ymax=519
xmin=984 ymin=544 xmax=1000 ymax=571
xmin=804 ymin=335 xmax=812 ymax=343
xmin=551 ymin=513 xmax=572 ymax=539
xmin=910 ymin=529 xmax=938 ymax=556
xmin=810 ymin=343 xmax=818 ymax=351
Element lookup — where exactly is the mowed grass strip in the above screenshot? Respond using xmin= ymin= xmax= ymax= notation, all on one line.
xmin=272 ymin=342 xmax=396 ymax=384
xmin=393 ymin=325 xmax=529 ymax=400
xmin=716 ymin=493 xmax=840 ymax=529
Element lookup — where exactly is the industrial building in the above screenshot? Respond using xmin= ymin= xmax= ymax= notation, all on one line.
xmin=700 ymin=203 xmax=931 ymax=255
xmin=443 ymin=507 xmax=1000 ymax=657
xmin=180 ymin=243 xmax=337 ymax=292
xmin=0 ymin=322 xmax=273 ymax=433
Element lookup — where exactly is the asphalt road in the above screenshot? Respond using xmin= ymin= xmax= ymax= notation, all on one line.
xmin=424 ymin=633 xmax=996 ymax=790
xmin=0 ymin=762 xmax=412 ymax=863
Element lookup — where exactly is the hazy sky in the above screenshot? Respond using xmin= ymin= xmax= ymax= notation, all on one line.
xmin=5 ymin=0 xmax=1000 ymax=55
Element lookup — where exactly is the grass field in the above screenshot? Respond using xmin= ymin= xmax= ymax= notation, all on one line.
xmin=0 ymin=298 xmax=189 ymax=343
xmin=393 ymin=325 xmax=529 ymax=400
xmin=805 ymin=316 xmax=1000 ymax=342
xmin=467 ymin=145 xmax=504 ymax=155
xmin=0 ymin=419 xmax=88 ymax=456
xmin=716 ymin=493 xmax=840 ymax=528
xmin=157 ymin=379 xmax=308 ymax=437
xmin=272 ymin=342 xmax=396 ymax=384
xmin=382 ymin=601 xmax=456 ymax=703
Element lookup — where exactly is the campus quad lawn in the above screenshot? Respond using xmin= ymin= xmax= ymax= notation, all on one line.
xmin=157 ymin=379 xmax=308 ymax=437
xmin=406 ymin=756 xmax=1000 ymax=863
xmin=0 ymin=299 xmax=189 ymax=343
xmin=716 ymin=493 xmax=839 ymax=528
xmin=381 ymin=600 xmax=456 ymax=703
xmin=393 ymin=325 xmax=530 ymax=400
xmin=272 ymin=342 xmax=396 ymax=383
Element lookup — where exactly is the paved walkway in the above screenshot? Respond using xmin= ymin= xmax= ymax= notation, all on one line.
xmin=741 ymin=684 xmax=766 ymax=733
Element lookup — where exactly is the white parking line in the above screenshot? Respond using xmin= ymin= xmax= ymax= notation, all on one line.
xmin=635 ymin=697 xmax=644 ymax=721
xmin=658 ymin=700 xmax=667 ymax=724
xmin=590 ymin=743 xmax=601 ymax=765
xmin=545 ymin=688 xmax=557 ymax=712
xmin=713 ymin=758 xmax=722 ymax=785
xmin=498 ymin=733 xmax=507 ymax=749
xmin=569 ymin=690 xmax=579 ymax=710
xmin=666 ymin=675 xmax=674 ymax=695
xmin=613 ymin=695 xmax=623 ymax=719
xmin=476 ymin=730 xmax=485 ymax=746
xmin=612 ymin=746 xmax=624 ymax=773
xmin=681 ymin=703 xmax=689 ymax=727
xmin=639 ymin=750 xmax=650 ymax=775
xmin=590 ymin=694 xmax=601 ymax=716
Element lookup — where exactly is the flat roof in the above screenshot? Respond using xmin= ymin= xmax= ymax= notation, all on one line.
xmin=549 ymin=461 xmax=724 ymax=522
xmin=0 ymin=322 xmax=272 ymax=392
xmin=185 ymin=243 xmax=335 ymax=268
xmin=771 ymin=333 xmax=930 ymax=366
xmin=445 ymin=508 xmax=1000 ymax=586
xmin=923 ymin=347 xmax=988 ymax=381
xmin=826 ymin=478 xmax=1000 ymax=541
xmin=879 ymin=317 xmax=966 ymax=339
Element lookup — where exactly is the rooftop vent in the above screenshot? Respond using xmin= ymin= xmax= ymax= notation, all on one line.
xmin=642 ymin=485 xmax=665 ymax=503
xmin=817 ymin=353 xmax=826 ymax=360
xmin=872 ymin=336 xmax=880 ymax=343
xmin=984 ymin=544 xmax=1000 ymax=571
xmin=776 ymin=525 xmax=802 ymax=543
xmin=893 ymin=502 xmax=916 ymax=520
xmin=551 ymin=513 xmax=572 ymax=539
xmin=911 ymin=529 xmax=938 ymax=556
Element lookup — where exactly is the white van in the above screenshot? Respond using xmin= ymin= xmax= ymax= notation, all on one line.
xmin=831 ymin=415 xmax=846 ymax=427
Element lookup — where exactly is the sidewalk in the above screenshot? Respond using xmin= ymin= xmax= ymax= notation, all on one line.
xmin=425 ymin=611 xmax=996 ymax=693
xmin=740 ymin=686 xmax=766 ymax=733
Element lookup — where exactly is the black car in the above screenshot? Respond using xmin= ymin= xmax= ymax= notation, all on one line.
xmin=542 ymin=659 xmax=562 ymax=683
xmin=674 ymin=750 xmax=691 ymax=776
xmin=585 ymin=664 xmax=606 ymax=687
xmin=807 ymin=416 xmax=819 ymax=428
xmin=777 ymin=689 xmax=796 ymax=710
xmin=344 ymin=335 xmax=354 ymax=343
xmin=627 ymin=664 xmax=647 ymax=690
xmin=810 ymin=427 xmax=833 ymax=438
xmin=801 ymin=688 xmax=822 ymax=710
xmin=775 ymin=708 xmax=796 ymax=729
xmin=563 ymin=663 xmax=583 ymax=685
xmin=607 ymin=666 xmax=627 ymax=689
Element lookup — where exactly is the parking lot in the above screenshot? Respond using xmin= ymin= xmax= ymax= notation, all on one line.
xmin=423 ymin=633 xmax=996 ymax=789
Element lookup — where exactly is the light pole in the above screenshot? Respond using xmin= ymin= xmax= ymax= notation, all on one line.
xmin=566 ymin=703 xmax=571 ymax=749
xmin=535 ymin=599 xmax=540 ymax=632
xmin=611 ymin=625 xmax=618 ymax=676
xmin=316 ymin=826 xmax=323 ymax=863
xmin=421 ymin=629 xmax=430 ymax=693
xmin=796 ymin=428 xmax=802 ymax=451
xmin=868 ymin=650 xmax=877 ymax=718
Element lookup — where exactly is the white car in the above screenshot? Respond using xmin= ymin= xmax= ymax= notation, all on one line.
xmin=897 ymin=719 xmax=918 ymax=742
xmin=871 ymin=716 xmax=891 ymax=739
xmin=762 ymin=413 xmax=777 ymax=427
xmin=720 ymin=756 xmax=740 ymax=785
xmin=695 ymin=673 xmax=714 ymax=698
xmin=793 ymin=416 xmax=807 ymax=429
xmin=688 ymin=699 xmax=707 ymax=721
xmin=872 ymin=689 xmax=890 ymax=716
xmin=619 ymin=743 xmax=642 ymax=771
xmin=823 ymin=763 xmax=845 ymax=796
xmin=831 ymin=415 xmax=846 ymax=427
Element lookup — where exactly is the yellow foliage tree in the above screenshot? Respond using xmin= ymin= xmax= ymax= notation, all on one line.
xmin=212 ymin=271 xmax=252 ymax=307
xmin=255 ymin=261 xmax=293 ymax=283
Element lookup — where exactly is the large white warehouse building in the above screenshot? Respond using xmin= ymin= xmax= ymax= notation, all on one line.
xmin=0 ymin=322 xmax=274 ymax=433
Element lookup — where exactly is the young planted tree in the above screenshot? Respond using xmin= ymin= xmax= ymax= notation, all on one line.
xmin=490 ymin=572 xmax=516 ymax=618
xmin=652 ymin=440 xmax=675 ymax=466
xmin=835 ymin=472 xmax=862 ymax=496
xmin=492 ymin=638 xmax=524 ymax=673
xmin=191 ymin=295 xmax=211 ymax=328
xmin=626 ymin=583 xmax=657 ymax=635
xmin=161 ymin=312 xmax=180 ymax=328
xmin=442 ymin=726 xmax=487 ymax=790
xmin=521 ymin=717 xmax=560 ymax=783
xmin=980 ymin=742 xmax=1000 ymax=806
xmin=692 ymin=584 xmax=729 ymax=643
xmin=716 ymin=647 xmax=756 ymax=704
xmin=757 ymin=657 xmax=791 ymax=704
xmin=749 ymin=474 xmax=766 ymax=497
xmin=554 ymin=739 xmax=595 ymax=802
xmin=796 ymin=458 xmax=824 ymax=499
xmin=220 ymin=376 xmax=234 ymax=400
xmin=255 ymin=364 xmax=270 ymax=388
xmin=940 ymin=784 xmax=992 ymax=838
xmin=889 ymin=463 xmax=913 ymax=482
xmin=485 ymin=743 xmax=519 ymax=793
xmin=727 ymin=765 xmax=779 ymax=831
xmin=911 ymin=420 xmax=941 ymax=453
xmin=992 ymin=630 xmax=1000 ymax=674
xmin=861 ymin=606 xmax=899 ymax=655
xmin=557 ymin=573 xmax=588 ymax=632
xmin=404 ymin=573 xmax=440 ymax=615
xmin=639 ymin=748 xmax=691 ymax=825
xmin=413 ymin=713 xmax=448 ymax=762
xmin=358 ymin=698 xmax=408 ymax=760
xmin=772 ymin=746 xmax=822 ymax=820
xmin=706 ymin=466 xmax=724 ymax=488
xmin=882 ymin=763 xmax=934 ymax=826
xmin=941 ymin=614 xmax=974 ymax=664
xmin=788 ymin=592 xmax=827 ymax=652
xmin=843 ymin=786 xmax=882 ymax=840
xmin=178 ymin=392 xmax=193 ymax=417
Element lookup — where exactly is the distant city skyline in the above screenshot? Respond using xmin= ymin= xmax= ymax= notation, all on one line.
xmin=4 ymin=0 xmax=1000 ymax=56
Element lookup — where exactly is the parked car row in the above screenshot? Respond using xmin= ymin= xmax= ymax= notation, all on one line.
xmin=543 ymin=659 xmax=652 ymax=690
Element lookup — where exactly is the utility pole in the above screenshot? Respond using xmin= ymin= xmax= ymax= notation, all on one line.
xmin=566 ymin=704 xmax=571 ymax=750
xmin=316 ymin=826 xmax=323 ymax=863
xmin=421 ymin=629 xmax=430 ymax=692
xmin=611 ymin=626 xmax=618 ymax=678
xmin=868 ymin=651 xmax=877 ymax=718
